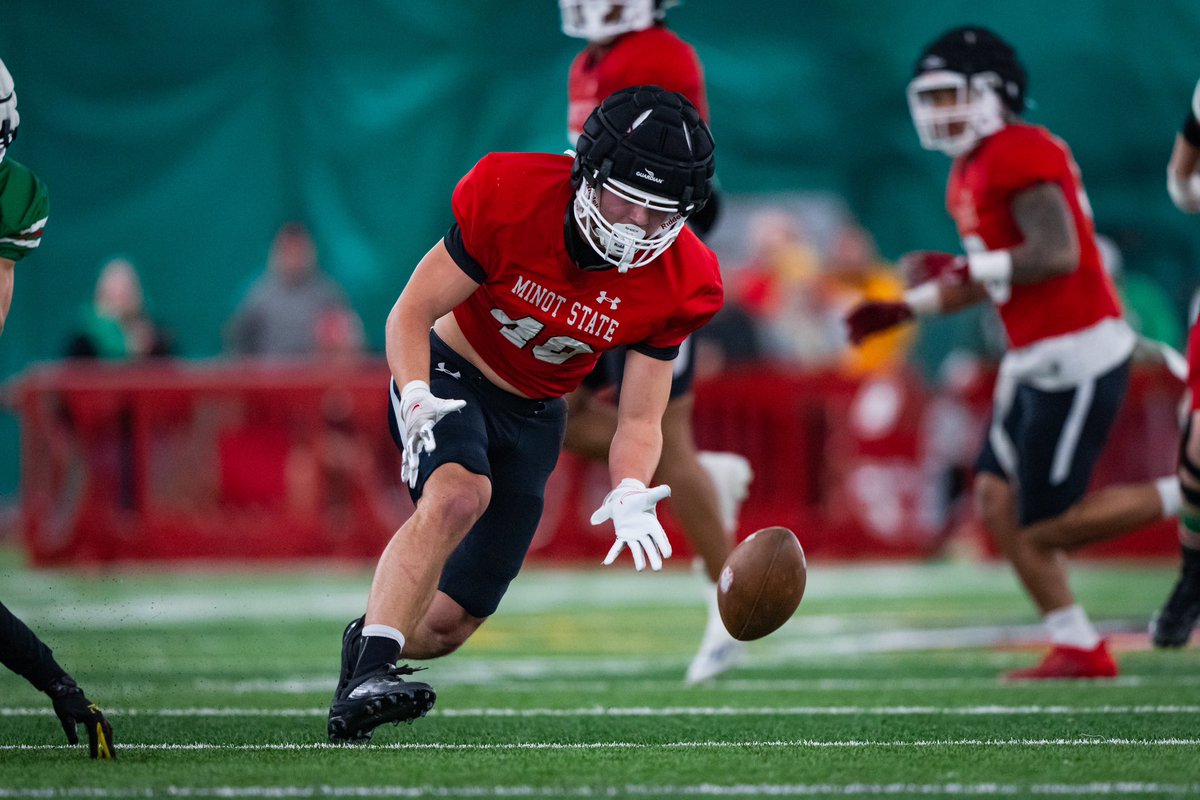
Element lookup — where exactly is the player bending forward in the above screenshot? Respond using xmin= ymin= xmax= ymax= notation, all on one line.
xmin=846 ymin=27 xmax=1180 ymax=679
xmin=328 ymin=86 xmax=722 ymax=742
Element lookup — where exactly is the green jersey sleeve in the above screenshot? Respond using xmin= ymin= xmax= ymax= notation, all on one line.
xmin=0 ymin=158 xmax=49 ymax=262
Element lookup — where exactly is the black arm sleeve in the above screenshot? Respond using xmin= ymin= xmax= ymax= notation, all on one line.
xmin=630 ymin=342 xmax=681 ymax=361
xmin=0 ymin=600 xmax=67 ymax=691
xmin=444 ymin=223 xmax=486 ymax=283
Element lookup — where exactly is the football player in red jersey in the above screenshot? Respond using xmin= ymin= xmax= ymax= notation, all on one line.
xmin=845 ymin=27 xmax=1182 ymax=679
xmin=561 ymin=0 xmax=754 ymax=686
xmin=1151 ymin=76 xmax=1200 ymax=648
xmin=327 ymin=86 xmax=723 ymax=742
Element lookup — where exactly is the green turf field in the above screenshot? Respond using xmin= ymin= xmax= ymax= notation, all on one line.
xmin=2 ymin=547 xmax=1199 ymax=798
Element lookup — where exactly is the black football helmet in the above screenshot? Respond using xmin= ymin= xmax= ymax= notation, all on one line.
xmin=907 ymin=26 xmax=1026 ymax=156
xmin=571 ymin=85 xmax=714 ymax=271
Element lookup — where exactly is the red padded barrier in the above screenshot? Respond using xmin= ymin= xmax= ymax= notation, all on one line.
xmin=10 ymin=359 xmax=1183 ymax=566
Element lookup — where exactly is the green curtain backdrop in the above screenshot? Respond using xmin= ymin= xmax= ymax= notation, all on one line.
xmin=1 ymin=0 xmax=1198 ymax=495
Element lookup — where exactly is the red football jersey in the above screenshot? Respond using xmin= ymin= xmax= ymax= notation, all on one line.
xmin=567 ymin=26 xmax=708 ymax=141
xmin=450 ymin=152 xmax=723 ymax=399
xmin=1188 ymin=320 xmax=1200 ymax=411
xmin=946 ymin=123 xmax=1122 ymax=349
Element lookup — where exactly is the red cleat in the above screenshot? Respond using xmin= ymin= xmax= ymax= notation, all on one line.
xmin=1004 ymin=640 xmax=1119 ymax=681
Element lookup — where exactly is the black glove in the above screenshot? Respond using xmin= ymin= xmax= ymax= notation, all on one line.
xmin=44 ymin=675 xmax=116 ymax=759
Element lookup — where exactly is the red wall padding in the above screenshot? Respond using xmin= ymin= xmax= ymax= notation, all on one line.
xmin=12 ymin=359 xmax=1183 ymax=566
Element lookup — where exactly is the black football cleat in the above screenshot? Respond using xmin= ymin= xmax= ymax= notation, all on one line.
xmin=1150 ymin=547 xmax=1200 ymax=648
xmin=332 ymin=616 xmax=365 ymax=704
xmin=327 ymin=665 xmax=436 ymax=743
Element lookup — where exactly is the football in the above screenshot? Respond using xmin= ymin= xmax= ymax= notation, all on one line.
xmin=717 ymin=526 xmax=807 ymax=641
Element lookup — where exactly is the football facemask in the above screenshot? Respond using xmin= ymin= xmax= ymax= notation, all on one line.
xmin=559 ymin=0 xmax=658 ymax=42
xmin=573 ymin=177 xmax=688 ymax=272
xmin=907 ymin=70 xmax=1006 ymax=157
xmin=0 ymin=59 xmax=18 ymax=163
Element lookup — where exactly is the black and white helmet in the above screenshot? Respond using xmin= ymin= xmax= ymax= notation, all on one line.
xmin=559 ymin=0 xmax=675 ymax=43
xmin=0 ymin=58 xmax=19 ymax=163
xmin=571 ymin=85 xmax=714 ymax=271
xmin=907 ymin=26 xmax=1026 ymax=156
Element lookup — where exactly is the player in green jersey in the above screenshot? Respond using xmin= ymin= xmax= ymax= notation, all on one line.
xmin=0 ymin=55 xmax=115 ymax=759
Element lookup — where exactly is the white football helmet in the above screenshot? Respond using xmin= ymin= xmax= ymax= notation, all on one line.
xmin=0 ymin=58 xmax=19 ymax=164
xmin=559 ymin=0 xmax=670 ymax=43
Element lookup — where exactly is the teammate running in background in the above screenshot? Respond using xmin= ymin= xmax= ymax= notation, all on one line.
xmin=1152 ymin=75 xmax=1200 ymax=648
xmin=845 ymin=27 xmax=1181 ymax=679
xmin=0 ymin=57 xmax=116 ymax=758
xmin=561 ymin=0 xmax=753 ymax=686
xmin=328 ymin=87 xmax=724 ymax=742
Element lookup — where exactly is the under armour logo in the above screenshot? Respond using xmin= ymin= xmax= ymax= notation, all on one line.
xmin=435 ymin=362 xmax=461 ymax=379
xmin=595 ymin=291 xmax=621 ymax=311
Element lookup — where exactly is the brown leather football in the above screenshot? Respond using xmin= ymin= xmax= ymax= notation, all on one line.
xmin=717 ymin=526 xmax=807 ymax=641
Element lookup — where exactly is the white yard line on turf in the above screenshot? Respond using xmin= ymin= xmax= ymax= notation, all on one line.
xmin=4 ymin=738 xmax=1200 ymax=752
xmin=5 ymin=704 xmax=1200 ymax=718
xmin=193 ymin=674 xmax=1200 ymax=694
xmin=1 ymin=783 xmax=1198 ymax=798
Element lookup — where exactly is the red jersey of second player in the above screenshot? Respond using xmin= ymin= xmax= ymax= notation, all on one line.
xmin=946 ymin=123 xmax=1122 ymax=349
xmin=450 ymin=152 xmax=722 ymax=399
xmin=567 ymin=26 xmax=708 ymax=141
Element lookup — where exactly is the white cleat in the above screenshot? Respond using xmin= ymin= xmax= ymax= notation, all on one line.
xmin=697 ymin=451 xmax=753 ymax=534
xmin=685 ymin=584 xmax=746 ymax=686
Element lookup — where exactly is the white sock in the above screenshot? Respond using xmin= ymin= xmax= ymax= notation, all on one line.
xmin=1044 ymin=604 xmax=1100 ymax=650
xmin=361 ymin=623 xmax=406 ymax=652
xmin=1156 ymin=476 xmax=1183 ymax=517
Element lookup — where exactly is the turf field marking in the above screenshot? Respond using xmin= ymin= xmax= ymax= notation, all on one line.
xmin=8 ymin=704 xmax=1200 ymax=717
xmin=4 ymin=737 xmax=1200 ymax=752
xmin=2 ymin=783 xmax=1199 ymax=797
xmin=193 ymin=673 xmax=1200 ymax=694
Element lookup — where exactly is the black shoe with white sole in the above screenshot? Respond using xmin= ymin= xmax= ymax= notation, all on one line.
xmin=327 ymin=665 xmax=436 ymax=743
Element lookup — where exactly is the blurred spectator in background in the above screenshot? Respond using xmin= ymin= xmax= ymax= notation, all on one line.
xmin=733 ymin=208 xmax=830 ymax=365
xmin=1096 ymin=234 xmax=1184 ymax=352
xmin=64 ymin=257 xmax=173 ymax=359
xmin=225 ymin=222 xmax=355 ymax=357
xmin=314 ymin=306 xmax=367 ymax=364
xmin=820 ymin=223 xmax=913 ymax=376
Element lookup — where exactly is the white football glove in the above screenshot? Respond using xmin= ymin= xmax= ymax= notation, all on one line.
xmin=1167 ymin=166 xmax=1200 ymax=214
xmin=397 ymin=380 xmax=466 ymax=488
xmin=0 ymin=58 xmax=19 ymax=159
xmin=591 ymin=478 xmax=673 ymax=571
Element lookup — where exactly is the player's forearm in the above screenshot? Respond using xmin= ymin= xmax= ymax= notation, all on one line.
xmin=1169 ymin=133 xmax=1200 ymax=180
xmin=608 ymin=417 xmax=662 ymax=487
xmin=0 ymin=601 xmax=67 ymax=691
xmin=384 ymin=298 xmax=436 ymax=386
xmin=0 ymin=260 xmax=13 ymax=336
